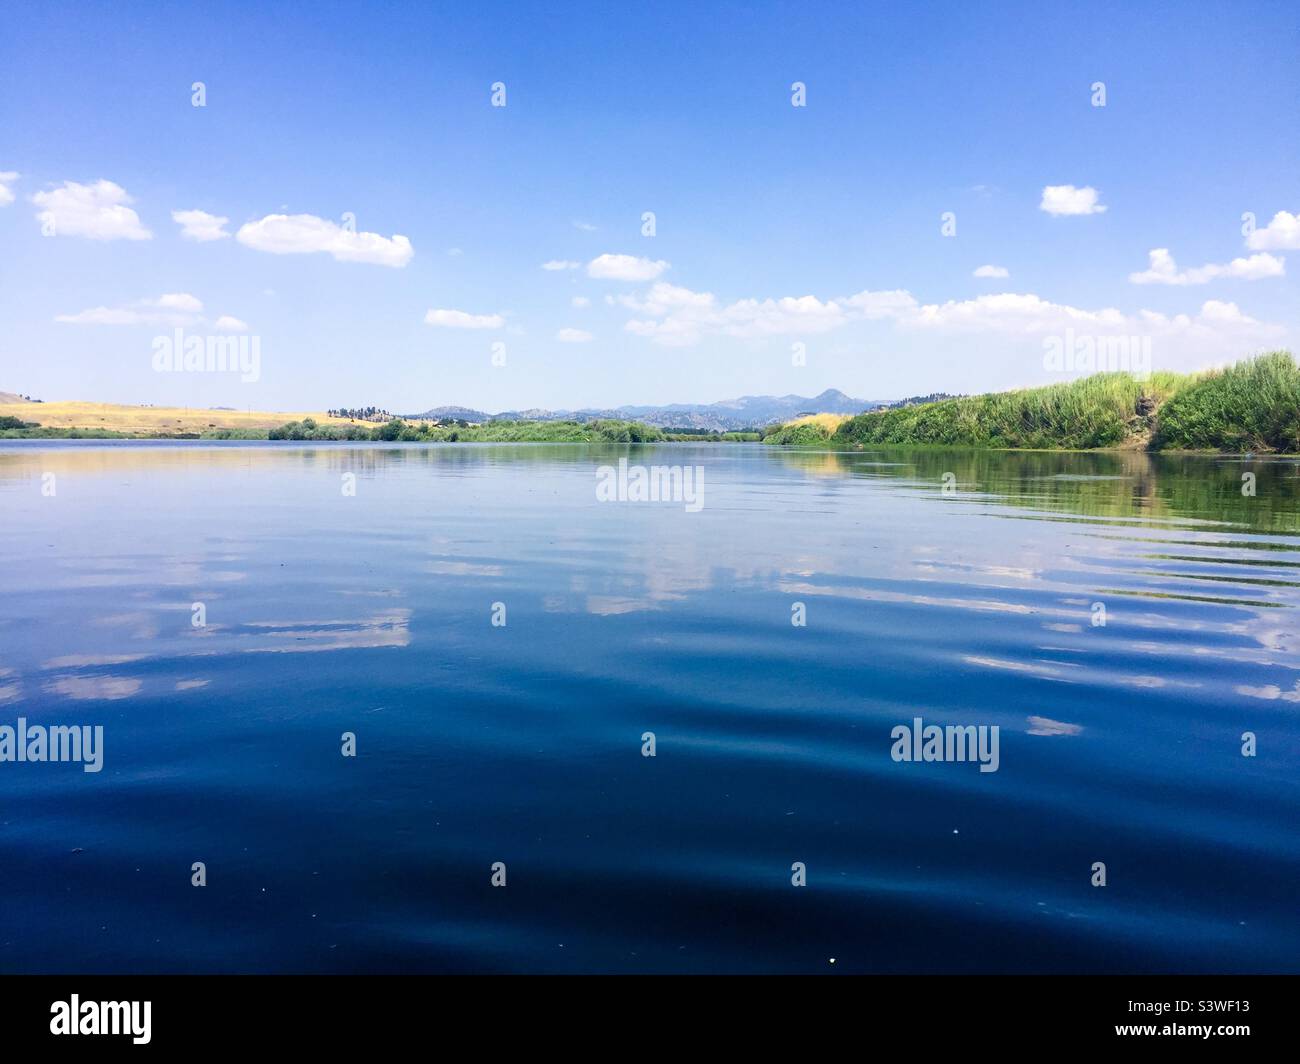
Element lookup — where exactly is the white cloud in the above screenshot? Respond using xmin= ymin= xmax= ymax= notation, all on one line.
xmin=909 ymin=292 xmax=1124 ymax=332
xmin=236 ymin=213 xmax=413 ymax=267
xmin=1246 ymin=210 xmax=1300 ymax=251
xmin=614 ymin=274 xmax=1282 ymax=353
xmin=1129 ymin=247 xmax=1284 ymax=285
xmin=1039 ymin=185 xmax=1106 ymax=216
xmin=0 ymin=172 xmax=18 ymax=206
xmin=841 ymin=289 xmax=920 ymax=318
xmin=541 ymin=260 xmax=580 ymax=271
xmin=571 ymin=296 xmax=590 ymax=308
xmin=55 ymin=307 xmax=153 ymax=326
xmin=154 ymin=293 xmax=204 ymax=313
xmin=54 ymin=293 xmax=253 ymax=332
xmin=617 ymin=282 xmax=917 ymax=347
xmin=32 ymin=179 xmax=152 ymax=240
xmin=615 ymin=282 xmax=716 ymax=316
xmin=572 ymin=220 xmax=597 ymax=232
xmin=172 ymin=208 xmax=230 ymax=242
xmin=723 ymin=295 xmax=849 ymax=336
xmin=54 ymin=293 xmax=204 ymax=326
xmin=587 ymin=253 xmax=670 ymax=281
xmin=556 ymin=328 xmax=593 ymax=342
xmin=906 ymin=292 xmax=1277 ymax=345
xmin=1196 ymin=299 xmax=1256 ymax=324
xmin=973 ymin=264 xmax=1009 ymax=278
xmin=423 ymin=308 xmax=504 ymax=329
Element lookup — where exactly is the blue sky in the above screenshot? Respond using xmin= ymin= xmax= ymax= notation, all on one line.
xmin=2 ymin=0 xmax=1297 ymax=411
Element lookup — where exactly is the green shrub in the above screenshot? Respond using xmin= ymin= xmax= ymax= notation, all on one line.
xmin=760 ymin=354 xmax=1297 ymax=453
xmin=1153 ymin=351 xmax=1300 ymax=452
xmin=763 ymin=421 xmax=834 ymax=446
xmin=828 ymin=371 xmax=1191 ymax=450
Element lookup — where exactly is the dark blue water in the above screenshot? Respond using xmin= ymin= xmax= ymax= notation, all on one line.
xmin=1 ymin=441 xmax=1297 ymax=973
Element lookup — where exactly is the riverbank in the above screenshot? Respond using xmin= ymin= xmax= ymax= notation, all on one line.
xmin=0 ymin=407 xmax=757 ymax=444
xmin=764 ymin=351 xmax=1300 ymax=454
xmin=0 ymin=401 xmax=365 ymax=439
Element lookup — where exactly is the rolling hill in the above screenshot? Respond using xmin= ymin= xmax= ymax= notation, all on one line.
xmin=406 ymin=388 xmax=889 ymax=432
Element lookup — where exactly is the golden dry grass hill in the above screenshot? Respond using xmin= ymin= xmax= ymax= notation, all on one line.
xmin=0 ymin=398 xmax=366 ymax=436
xmin=786 ymin=412 xmax=852 ymax=433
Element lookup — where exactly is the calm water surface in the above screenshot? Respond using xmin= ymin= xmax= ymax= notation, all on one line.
xmin=0 ymin=441 xmax=1297 ymax=973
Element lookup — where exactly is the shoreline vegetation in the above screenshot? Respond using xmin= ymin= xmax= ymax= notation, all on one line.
xmin=260 ymin=419 xmax=760 ymax=444
xmin=761 ymin=351 xmax=1300 ymax=454
xmin=2 ymin=351 xmax=1294 ymax=453
xmin=0 ymin=408 xmax=757 ymax=444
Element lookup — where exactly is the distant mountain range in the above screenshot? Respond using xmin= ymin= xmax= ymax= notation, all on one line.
xmin=404 ymin=388 xmax=892 ymax=432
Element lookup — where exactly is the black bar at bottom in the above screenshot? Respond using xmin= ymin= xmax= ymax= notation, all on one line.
xmin=0 ymin=974 xmax=1290 ymax=1051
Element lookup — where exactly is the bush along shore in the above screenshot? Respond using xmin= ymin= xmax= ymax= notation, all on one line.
xmin=0 ymin=416 xmax=134 ymax=439
xmin=242 ymin=418 xmax=756 ymax=443
xmin=259 ymin=417 xmax=667 ymax=443
xmin=763 ymin=351 xmax=1300 ymax=454
xmin=0 ymin=412 xmax=760 ymax=443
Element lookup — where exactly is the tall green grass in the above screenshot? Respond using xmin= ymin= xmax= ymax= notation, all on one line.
xmin=762 ymin=421 xmax=837 ymax=446
xmin=763 ymin=351 xmax=1298 ymax=453
xmin=1152 ymin=351 xmax=1300 ymax=452
xmin=831 ymin=371 xmax=1187 ymax=449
